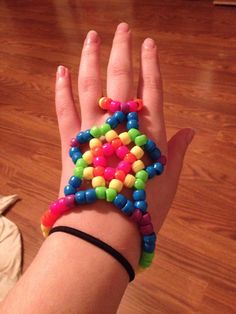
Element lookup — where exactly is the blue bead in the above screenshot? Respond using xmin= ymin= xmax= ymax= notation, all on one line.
xmin=113 ymin=194 xmax=127 ymax=209
xmin=69 ymin=176 xmax=82 ymax=188
xmin=143 ymin=233 xmax=157 ymax=245
xmin=114 ymin=111 xmax=126 ymax=123
xmin=75 ymin=191 xmax=86 ymax=204
xmin=64 ymin=184 xmax=77 ymax=195
xmin=71 ymin=151 xmax=83 ymax=164
xmin=127 ymin=112 xmax=138 ymax=120
xmin=143 ymin=242 xmax=156 ymax=253
xmin=76 ymin=131 xmax=87 ymax=144
xmin=153 ymin=162 xmax=164 ymax=175
xmin=85 ymin=189 xmax=97 ymax=203
xmin=150 ymin=148 xmax=161 ymax=161
xmin=144 ymin=139 xmax=156 ymax=152
xmin=134 ymin=201 xmax=147 ymax=213
xmin=69 ymin=147 xmax=80 ymax=158
xmin=127 ymin=119 xmax=139 ymax=130
xmin=133 ymin=189 xmax=146 ymax=201
xmin=121 ymin=200 xmax=134 ymax=215
xmin=146 ymin=166 xmax=156 ymax=179
xmin=106 ymin=116 xmax=119 ymax=128
xmin=84 ymin=129 xmax=93 ymax=141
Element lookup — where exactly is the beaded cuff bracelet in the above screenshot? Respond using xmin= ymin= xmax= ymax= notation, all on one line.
xmin=41 ymin=97 xmax=166 ymax=271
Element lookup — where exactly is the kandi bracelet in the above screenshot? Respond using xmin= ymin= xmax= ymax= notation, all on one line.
xmin=41 ymin=97 xmax=167 ymax=272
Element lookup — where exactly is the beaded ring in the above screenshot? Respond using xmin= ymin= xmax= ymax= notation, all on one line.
xmin=41 ymin=97 xmax=167 ymax=271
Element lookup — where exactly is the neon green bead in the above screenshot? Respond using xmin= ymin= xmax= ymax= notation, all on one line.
xmin=76 ymin=158 xmax=87 ymax=168
xmin=92 ymin=176 xmax=106 ymax=188
xmin=134 ymin=178 xmax=145 ymax=190
xmin=74 ymin=167 xmax=84 ymax=178
xmin=135 ymin=134 xmax=148 ymax=146
xmin=106 ymin=188 xmax=117 ymax=202
xmin=100 ymin=123 xmax=111 ymax=135
xmin=95 ymin=187 xmax=107 ymax=199
xmin=139 ymin=251 xmax=155 ymax=268
xmin=136 ymin=170 xmax=148 ymax=182
xmin=90 ymin=126 xmax=101 ymax=138
xmin=128 ymin=128 xmax=141 ymax=142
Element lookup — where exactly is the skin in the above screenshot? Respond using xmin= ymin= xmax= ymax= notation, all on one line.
xmin=0 ymin=23 xmax=194 ymax=314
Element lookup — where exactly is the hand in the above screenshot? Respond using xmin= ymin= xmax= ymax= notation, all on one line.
xmin=55 ymin=22 xmax=194 ymax=234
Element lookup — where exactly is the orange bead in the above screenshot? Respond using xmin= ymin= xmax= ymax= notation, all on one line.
xmin=92 ymin=146 xmax=104 ymax=157
xmin=114 ymin=170 xmax=126 ymax=182
xmin=111 ymin=138 xmax=122 ymax=149
xmin=124 ymin=152 xmax=137 ymax=164
xmin=99 ymin=97 xmax=112 ymax=110
xmin=134 ymin=98 xmax=143 ymax=111
xmin=93 ymin=166 xmax=105 ymax=177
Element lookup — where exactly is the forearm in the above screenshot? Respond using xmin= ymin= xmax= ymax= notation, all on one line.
xmin=1 ymin=203 xmax=141 ymax=314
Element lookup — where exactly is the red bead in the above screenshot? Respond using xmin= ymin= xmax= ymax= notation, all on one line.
xmin=70 ymin=138 xmax=79 ymax=147
xmin=102 ymin=143 xmax=114 ymax=156
xmin=114 ymin=170 xmax=126 ymax=181
xmin=41 ymin=211 xmax=58 ymax=227
xmin=111 ymin=138 xmax=122 ymax=149
xmin=104 ymin=167 xmax=115 ymax=181
xmin=93 ymin=156 xmax=107 ymax=167
xmin=140 ymin=223 xmax=154 ymax=235
xmin=99 ymin=97 xmax=112 ymax=110
xmin=124 ymin=153 xmax=137 ymax=164
xmin=158 ymin=155 xmax=167 ymax=166
xmin=94 ymin=166 xmax=105 ymax=177
xmin=130 ymin=209 xmax=143 ymax=223
xmin=140 ymin=213 xmax=151 ymax=226
xmin=92 ymin=147 xmax=104 ymax=157
xmin=134 ymin=99 xmax=143 ymax=111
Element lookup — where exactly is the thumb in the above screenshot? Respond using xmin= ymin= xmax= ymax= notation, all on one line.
xmin=166 ymin=128 xmax=195 ymax=183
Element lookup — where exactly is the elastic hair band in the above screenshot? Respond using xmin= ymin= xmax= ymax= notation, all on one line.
xmin=49 ymin=226 xmax=135 ymax=282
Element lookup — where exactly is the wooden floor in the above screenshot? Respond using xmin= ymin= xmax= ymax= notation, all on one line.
xmin=0 ymin=1 xmax=236 ymax=313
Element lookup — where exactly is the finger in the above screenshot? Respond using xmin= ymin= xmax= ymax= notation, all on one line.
xmin=138 ymin=38 xmax=166 ymax=152
xmin=107 ymin=22 xmax=133 ymax=102
xmin=78 ymin=30 xmax=102 ymax=128
xmin=55 ymin=66 xmax=80 ymax=154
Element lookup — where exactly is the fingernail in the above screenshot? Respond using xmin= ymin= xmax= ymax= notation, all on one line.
xmin=57 ymin=65 xmax=66 ymax=77
xmin=86 ymin=30 xmax=99 ymax=44
xmin=116 ymin=22 xmax=129 ymax=33
xmin=143 ymin=38 xmax=155 ymax=49
xmin=186 ymin=129 xmax=196 ymax=144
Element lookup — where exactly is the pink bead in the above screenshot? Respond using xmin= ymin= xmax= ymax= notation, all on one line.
xmin=50 ymin=199 xmax=65 ymax=215
xmin=121 ymin=102 xmax=130 ymax=113
xmin=64 ymin=195 xmax=75 ymax=208
xmin=104 ymin=167 xmax=115 ymax=181
xmin=140 ymin=213 xmax=151 ymax=226
xmin=158 ymin=155 xmax=167 ymax=166
xmin=117 ymin=161 xmax=131 ymax=173
xmin=109 ymin=100 xmax=121 ymax=113
xmin=102 ymin=143 xmax=114 ymax=156
xmin=116 ymin=146 xmax=129 ymax=159
xmin=130 ymin=209 xmax=143 ymax=223
xmin=93 ymin=156 xmax=107 ymax=167
xmin=140 ymin=223 xmax=154 ymax=235
xmin=70 ymin=138 xmax=78 ymax=147
xmin=127 ymin=101 xmax=138 ymax=112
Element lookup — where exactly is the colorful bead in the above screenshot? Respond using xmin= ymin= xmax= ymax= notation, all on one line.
xmin=124 ymin=153 xmax=137 ymax=164
xmin=90 ymin=126 xmax=101 ymax=138
xmin=144 ymin=139 xmax=156 ymax=152
xmin=69 ymin=176 xmax=82 ymax=188
xmin=119 ymin=132 xmax=131 ymax=145
xmin=127 ymin=101 xmax=138 ymax=112
xmin=105 ymin=130 xmax=118 ymax=142
xmin=121 ymin=102 xmax=130 ymax=113
xmin=70 ymin=138 xmax=78 ymax=147
xmin=95 ymin=186 xmax=107 ymax=199
xmin=82 ymin=151 xmax=93 ymax=164
xmin=158 ymin=155 xmax=167 ymax=166
xmin=109 ymin=100 xmax=121 ymax=112
xmin=92 ymin=146 xmax=104 ymax=157
xmin=114 ymin=170 xmax=126 ymax=181
xmin=139 ymin=251 xmax=154 ymax=268
xmin=106 ymin=188 xmax=117 ymax=202
xmin=93 ymin=166 xmax=104 ymax=177
xmin=145 ymin=165 xmax=156 ymax=179
xmin=124 ymin=174 xmax=135 ymax=188
xmin=73 ymin=167 xmax=84 ymax=178
xmin=106 ymin=116 xmax=119 ymax=129
xmin=75 ymin=191 xmax=86 ymax=204
xmin=130 ymin=208 xmax=143 ymax=223
xmin=127 ymin=112 xmax=138 ymax=120
xmin=121 ymin=200 xmax=134 ymax=215
xmin=104 ymin=167 xmax=115 ymax=181
xmin=85 ymin=189 xmax=97 ymax=203
xmin=71 ymin=152 xmax=83 ymax=164
xmin=41 ymin=224 xmax=50 ymax=237
xmin=99 ymin=97 xmax=111 ymax=110
xmin=132 ymin=160 xmax=145 ymax=173
xmin=89 ymin=138 xmax=102 ymax=149
xmin=76 ymin=131 xmax=87 ymax=144
xmin=109 ymin=179 xmax=123 ymax=192
xmin=135 ymin=135 xmax=148 ymax=146
xmin=113 ymin=194 xmax=127 ymax=209
xmin=134 ymin=201 xmax=148 ymax=213
xmin=134 ymin=178 xmax=146 ymax=190
xmin=118 ymin=161 xmax=131 ymax=173
xmin=93 ymin=156 xmax=107 ymax=167
xmin=128 ymin=128 xmax=141 ymax=141
xmin=100 ymin=123 xmax=111 ymax=135
xmin=69 ymin=147 xmax=81 ymax=158
xmin=76 ymin=158 xmax=87 ymax=168
xmin=130 ymin=146 xmax=144 ymax=159
xmin=136 ymin=170 xmax=148 ymax=182
xmin=84 ymin=129 xmax=93 ymax=142
xmin=111 ymin=138 xmax=122 ymax=149
xmin=116 ymin=146 xmax=129 ymax=159
xmin=114 ymin=111 xmax=126 ymax=123
xmin=153 ymin=162 xmax=164 ymax=175
xmin=83 ymin=167 xmax=94 ymax=180
xmin=140 ymin=213 xmax=151 ymax=225
xmin=133 ymin=189 xmax=146 ymax=201
xmin=41 ymin=211 xmax=58 ymax=227
xmin=134 ymin=99 xmax=143 ymax=111
xmin=150 ymin=148 xmax=161 ymax=161
xmin=102 ymin=143 xmax=114 ymax=156
xmin=92 ymin=176 xmax=106 ymax=188
xmin=127 ymin=120 xmax=139 ymax=130
xmin=140 ymin=223 xmax=154 ymax=235
xmin=64 ymin=195 xmax=75 ymax=208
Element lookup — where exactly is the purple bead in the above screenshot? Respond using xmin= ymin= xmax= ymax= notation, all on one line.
xmin=130 ymin=209 xmax=143 ymax=223
xmin=70 ymin=138 xmax=79 ymax=147
xmin=140 ymin=223 xmax=154 ymax=235
xmin=140 ymin=213 xmax=151 ymax=226
xmin=121 ymin=102 xmax=130 ymax=113
xmin=64 ymin=195 xmax=75 ymax=208
xmin=158 ymin=155 xmax=167 ymax=166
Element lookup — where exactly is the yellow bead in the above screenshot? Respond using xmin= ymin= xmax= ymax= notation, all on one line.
xmin=83 ymin=167 xmax=94 ymax=180
xmin=132 ymin=160 xmax=145 ymax=173
xmin=124 ymin=174 xmax=135 ymax=188
xmin=130 ymin=146 xmax=144 ymax=159
xmin=105 ymin=130 xmax=118 ymax=142
xmin=89 ymin=138 xmax=102 ymax=149
xmin=82 ymin=151 xmax=93 ymax=164
xmin=119 ymin=132 xmax=131 ymax=145
xmin=92 ymin=176 xmax=106 ymax=188
xmin=109 ymin=179 xmax=123 ymax=192
xmin=41 ymin=224 xmax=50 ymax=237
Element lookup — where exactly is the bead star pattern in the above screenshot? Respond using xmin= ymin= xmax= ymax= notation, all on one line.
xmin=41 ymin=97 xmax=167 ymax=270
